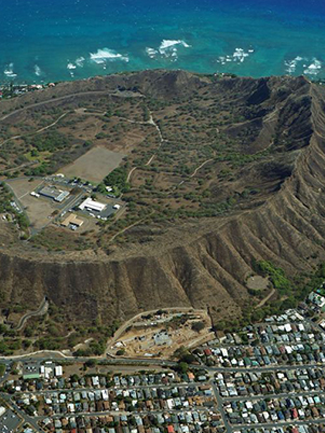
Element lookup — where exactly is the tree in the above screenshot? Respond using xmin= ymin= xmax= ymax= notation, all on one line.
xmin=0 ymin=364 xmax=5 ymax=377
xmin=85 ymin=359 xmax=97 ymax=368
xmin=176 ymin=362 xmax=189 ymax=374
xmin=191 ymin=321 xmax=205 ymax=333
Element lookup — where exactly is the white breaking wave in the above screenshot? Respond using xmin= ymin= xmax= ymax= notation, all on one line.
xmin=90 ymin=48 xmax=129 ymax=64
xmin=284 ymin=56 xmax=322 ymax=76
xmin=304 ymin=59 xmax=322 ymax=76
xmin=159 ymin=39 xmax=190 ymax=53
xmin=284 ymin=56 xmax=303 ymax=74
xmin=146 ymin=39 xmax=191 ymax=62
xmin=146 ymin=47 xmax=158 ymax=59
xmin=217 ymin=47 xmax=253 ymax=66
xmin=4 ymin=63 xmax=17 ymax=78
xmin=75 ymin=56 xmax=85 ymax=67
xmin=34 ymin=64 xmax=42 ymax=77
xmin=159 ymin=40 xmax=191 ymax=61
xmin=67 ymin=62 xmax=77 ymax=70
xmin=232 ymin=48 xmax=250 ymax=63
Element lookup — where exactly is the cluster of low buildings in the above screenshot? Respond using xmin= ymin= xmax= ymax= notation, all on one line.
xmin=5 ymin=368 xmax=224 ymax=433
xmin=6 ymin=302 xmax=325 ymax=433
xmin=40 ymin=411 xmax=224 ymax=433
xmin=224 ymin=393 xmax=325 ymax=425
xmin=9 ymin=370 xmax=178 ymax=393
xmin=0 ymin=83 xmax=56 ymax=99
xmin=28 ymin=177 xmax=123 ymax=231
xmin=190 ymin=306 xmax=325 ymax=432
xmin=22 ymin=361 xmax=63 ymax=381
xmin=215 ymin=367 xmax=325 ymax=398
xmin=194 ymin=312 xmax=325 ymax=368
xmin=234 ymin=425 xmax=325 ymax=433
xmin=15 ymin=382 xmax=217 ymax=418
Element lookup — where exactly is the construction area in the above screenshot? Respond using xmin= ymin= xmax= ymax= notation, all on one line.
xmin=108 ymin=308 xmax=213 ymax=359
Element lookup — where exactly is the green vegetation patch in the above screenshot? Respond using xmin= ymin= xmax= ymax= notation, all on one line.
xmin=104 ymin=166 xmax=130 ymax=195
xmin=24 ymin=131 xmax=69 ymax=153
xmin=213 ymin=262 xmax=325 ymax=334
xmin=0 ymin=181 xmax=29 ymax=232
xmin=254 ymin=260 xmax=291 ymax=296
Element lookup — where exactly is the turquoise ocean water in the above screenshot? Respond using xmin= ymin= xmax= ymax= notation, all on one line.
xmin=1 ymin=0 xmax=325 ymax=83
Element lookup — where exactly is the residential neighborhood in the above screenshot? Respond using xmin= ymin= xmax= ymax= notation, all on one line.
xmin=3 ymin=302 xmax=325 ymax=433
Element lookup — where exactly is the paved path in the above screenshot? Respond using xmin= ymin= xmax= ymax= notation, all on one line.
xmin=0 ymin=89 xmax=143 ymax=123
xmin=15 ymin=297 xmax=49 ymax=331
xmin=212 ymin=382 xmax=233 ymax=433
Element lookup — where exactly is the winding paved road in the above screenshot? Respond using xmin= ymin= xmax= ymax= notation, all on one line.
xmin=14 ymin=297 xmax=49 ymax=331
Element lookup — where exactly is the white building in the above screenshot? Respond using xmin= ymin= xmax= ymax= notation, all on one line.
xmin=55 ymin=366 xmax=63 ymax=377
xmin=79 ymin=197 xmax=106 ymax=213
xmin=309 ymin=291 xmax=325 ymax=308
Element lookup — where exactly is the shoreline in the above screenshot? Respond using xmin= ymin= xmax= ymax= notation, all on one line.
xmin=0 ymin=70 xmax=324 ymax=93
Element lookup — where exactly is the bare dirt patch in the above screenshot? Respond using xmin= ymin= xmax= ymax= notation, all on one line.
xmin=7 ymin=178 xmax=74 ymax=231
xmin=7 ymin=178 xmax=56 ymax=229
xmin=59 ymin=146 xmax=126 ymax=183
xmin=246 ymin=275 xmax=270 ymax=291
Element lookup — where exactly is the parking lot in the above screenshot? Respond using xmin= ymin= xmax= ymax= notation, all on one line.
xmin=0 ymin=409 xmax=21 ymax=433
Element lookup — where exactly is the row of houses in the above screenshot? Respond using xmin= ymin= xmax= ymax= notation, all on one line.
xmin=195 ymin=339 xmax=325 ymax=368
xmin=233 ymin=424 xmax=325 ymax=433
xmin=15 ymin=383 xmax=217 ymax=417
xmin=215 ymin=366 xmax=325 ymax=398
xmin=8 ymin=371 xmax=181 ymax=394
xmin=41 ymin=411 xmax=224 ymax=433
xmin=224 ymin=393 xmax=325 ymax=425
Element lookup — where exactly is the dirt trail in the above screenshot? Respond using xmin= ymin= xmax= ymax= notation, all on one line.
xmin=0 ymin=112 xmax=68 ymax=148
xmin=108 ymin=212 xmax=155 ymax=244
xmin=35 ymin=112 xmax=68 ymax=133
xmin=190 ymin=159 xmax=213 ymax=178
xmin=126 ymin=112 xmax=165 ymax=182
xmin=126 ymin=167 xmax=137 ymax=183
xmin=256 ymin=288 xmax=276 ymax=309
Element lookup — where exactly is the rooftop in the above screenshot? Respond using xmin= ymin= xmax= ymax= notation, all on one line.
xmin=61 ymin=213 xmax=84 ymax=227
xmin=79 ymin=197 xmax=106 ymax=212
xmin=39 ymin=186 xmax=70 ymax=202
